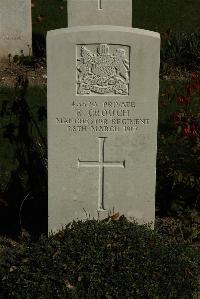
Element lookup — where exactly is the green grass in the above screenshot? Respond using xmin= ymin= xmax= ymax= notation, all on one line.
xmin=31 ymin=0 xmax=200 ymax=36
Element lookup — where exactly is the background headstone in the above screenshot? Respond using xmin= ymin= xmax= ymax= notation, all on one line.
xmin=0 ymin=0 xmax=32 ymax=60
xmin=68 ymin=0 xmax=132 ymax=27
xmin=48 ymin=0 xmax=160 ymax=233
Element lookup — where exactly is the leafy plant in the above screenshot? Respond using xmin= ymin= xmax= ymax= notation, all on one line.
xmin=157 ymin=74 xmax=200 ymax=218
xmin=0 ymin=75 xmax=47 ymax=239
xmin=0 ymin=218 xmax=199 ymax=298
xmin=161 ymin=31 xmax=200 ymax=73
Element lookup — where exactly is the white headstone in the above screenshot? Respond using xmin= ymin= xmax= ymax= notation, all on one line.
xmin=0 ymin=0 xmax=32 ymax=60
xmin=68 ymin=0 xmax=132 ymax=27
xmin=47 ymin=0 xmax=160 ymax=233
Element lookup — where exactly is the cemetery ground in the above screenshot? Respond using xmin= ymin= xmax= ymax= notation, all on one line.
xmin=0 ymin=58 xmax=200 ymax=298
xmin=0 ymin=0 xmax=200 ymax=298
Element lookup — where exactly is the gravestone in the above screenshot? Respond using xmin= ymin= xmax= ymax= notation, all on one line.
xmin=68 ymin=0 xmax=132 ymax=27
xmin=0 ymin=0 xmax=32 ymax=60
xmin=47 ymin=0 xmax=160 ymax=233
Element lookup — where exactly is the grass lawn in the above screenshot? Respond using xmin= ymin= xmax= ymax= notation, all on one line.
xmin=31 ymin=0 xmax=200 ymax=36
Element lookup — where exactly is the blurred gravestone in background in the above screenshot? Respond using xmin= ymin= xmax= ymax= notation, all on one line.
xmin=0 ymin=0 xmax=32 ymax=61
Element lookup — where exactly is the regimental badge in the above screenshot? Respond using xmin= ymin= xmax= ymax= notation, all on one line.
xmin=76 ymin=44 xmax=130 ymax=96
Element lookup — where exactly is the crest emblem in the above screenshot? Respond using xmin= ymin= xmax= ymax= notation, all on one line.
xmin=76 ymin=44 xmax=130 ymax=95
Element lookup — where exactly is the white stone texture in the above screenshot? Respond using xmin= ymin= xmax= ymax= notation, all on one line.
xmin=0 ymin=0 xmax=32 ymax=60
xmin=68 ymin=0 xmax=132 ymax=27
xmin=47 ymin=26 xmax=160 ymax=233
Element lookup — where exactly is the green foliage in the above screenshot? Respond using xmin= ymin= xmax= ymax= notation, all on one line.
xmin=31 ymin=0 xmax=67 ymax=36
xmin=0 ymin=86 xmax=46 ymax=190
xmin=12 ymin=54 xmax=38 ymax=68
xmin=133 ymin=0 xmax=200 ymax=33
xmin=157 ymin=77 xmax=200 ymax=218
xmin=156 ymin=217 xmax=200 ymax=244
xmin=0 ymin=218 xmax=199 ymax=298
xmin=0 ymin=77 xmax=47 ymax=238
xmin=161 ymin=31 xmax=200 ymax=71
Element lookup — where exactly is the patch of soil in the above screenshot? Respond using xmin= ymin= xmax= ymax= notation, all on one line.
xmin=0 ymin=61 xmax=47 ymax=87
xmin=0 ymin=61 xmax=199 ymax=88
xmin=160 ymin=65 xmax=200 ymax=81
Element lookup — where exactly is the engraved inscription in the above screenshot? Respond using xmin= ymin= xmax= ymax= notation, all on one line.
xmin=55 ymin=99 xmax=151 ymax=134
xmin=78 ymin=137 xmax=125 ymax=210
xmin=98 ymin=0 xmax=102 ymax=10
xmin=0 ymin=34 xmax=22 ymax=41
xmin=77 ymin=44 xmax=130 ymax=96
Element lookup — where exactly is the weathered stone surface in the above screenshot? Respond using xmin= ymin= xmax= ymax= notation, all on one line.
xmin=47 ymin=26 xmax=160 ymax=232
xmin=68 ymin=0 xmax=132 ymax=27
xmin=0 ymin=0 xmax=32 ymax=60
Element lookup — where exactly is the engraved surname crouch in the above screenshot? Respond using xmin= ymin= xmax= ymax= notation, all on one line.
xmin=78 ymin=137 xmax=125 ymax=211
